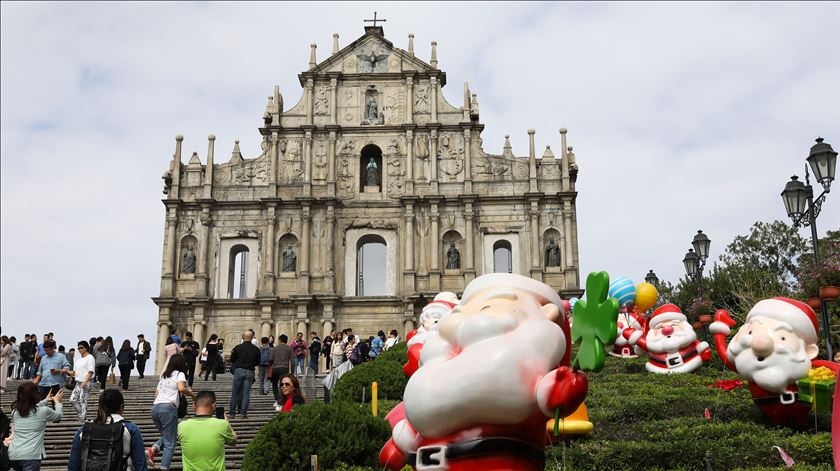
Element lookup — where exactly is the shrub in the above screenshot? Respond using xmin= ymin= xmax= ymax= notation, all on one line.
xmin=332 ymin=359 xmax=406 ymax=403
xmin=242 ymin=401 xmax=390 ymax=471
xmin=376 ymin=341 xmax=407 ymax=364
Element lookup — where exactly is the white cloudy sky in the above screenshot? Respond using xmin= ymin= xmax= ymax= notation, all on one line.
xmin=2 ymin=2 xmax=839 ymax=367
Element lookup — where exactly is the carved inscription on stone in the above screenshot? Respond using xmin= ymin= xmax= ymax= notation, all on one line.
xmin=437 ymin=132 xmax=464 ymax=181
xmin=314 ymin=86 xmax=329 ymax=115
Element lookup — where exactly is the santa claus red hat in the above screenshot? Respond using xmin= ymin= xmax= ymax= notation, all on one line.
xmin=745 ymin=297 xmax=819 ymax=345
xmin=647 ymin=304 xmax=687 ymax=329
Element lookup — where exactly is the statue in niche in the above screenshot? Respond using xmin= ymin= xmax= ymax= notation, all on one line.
xmin=366 ymin=96 xmax=379 ymax=124
xmin=446 ymin=242 xmax=460 ymax=269
xmin=366 ymin=158 xmax=379 ymax=187
xmin=182 ymin=243 xmax=196 ymax=274
xmin=282 ymin=245 xmax=297 ymax=272
xmin=545 ymin=238 xmax=561 ymax=267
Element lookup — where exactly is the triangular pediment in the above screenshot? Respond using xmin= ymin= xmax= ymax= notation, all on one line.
xmin=310 ymin=30 xmax=435 ymax=75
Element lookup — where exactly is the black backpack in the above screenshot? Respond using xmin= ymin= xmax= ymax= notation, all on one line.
xmin=79 ymin=420 xmax=127 ymax=471
xmin=349 ymin=342 xmax=370 ymax=366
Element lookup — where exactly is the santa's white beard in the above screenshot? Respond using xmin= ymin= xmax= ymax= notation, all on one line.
xmin=645 ymin=328 xmax=696 ymax=353
xmin=404 ymin=314 xmax=565 ymax=438
xmin=730 ymin=339 xmax=810 ymax=393
xmin=614 ymin=335 xmax=630 ymax=348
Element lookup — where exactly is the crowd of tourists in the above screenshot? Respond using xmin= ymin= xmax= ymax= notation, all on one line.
xmin=0 ymin=327 xmax=403 ymax=470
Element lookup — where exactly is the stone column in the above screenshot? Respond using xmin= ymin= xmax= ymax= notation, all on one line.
xmin=303 ymin=131 xmax=312 ymax=195
xmin=192 ymin=320 xmax=205 ymax=347
xmin=263 ymin=209 xmax=277 ymax=294
xmin=329 ymin=78 xmax=337 ymax=125
xmin=404 ymin=204 xmax=415 ymax=293
xmin=528 ymin=129 xmax=538 ymax=193
xmin=169 ymin=135 xmax=182 ymax=199
xmin=162 ymin=208 xmax=178 ymax=296
xmin=196 ymin=208 xmax=212 ymax=297
xmin=405 ymin=129 xmax=414 ymax=193
xmin=430 ymin=76 xmax=438 ymax=123
xmin=430 ymin=202 xmax=440 ymax=291
xmin=464 ymin=201 xmax=475 ymax=282
xmin=296 ymin=303 xmax=308 ymax=337
xmin=268 ymin=133 xmax=278 ymax=198
xmin=305 ymin=78 xmax=314 ymax=125
xmin=328 ymin=132 xmax=337 ymax=196
xmin=155 ymin=318 xmax=171 ymax=375
xmin=560 ymin=128 xmax=569 ymax=192
xmin=203 ymin=134 xmax=215 ymax=199
xmin=325 ymin=204 xmax=336 ymax=293
xmin=463 ymin=128 xmax=472 ymax=193
xmin=530 ymin=204 xmax=542 ymax=282
xmin=300 ymin=206 xmax=311 ymax=293
xmin=260 ymin=304 xmax=273 ymax=339
xmin=563 ymin=207 xmax=574 ymax=270
xmin=405 ymin=76 xmax=414 ymax=124
xmin=430 ymin=129 xmax=439 ymax=193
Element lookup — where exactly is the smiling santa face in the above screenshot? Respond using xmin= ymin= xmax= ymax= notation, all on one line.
xmin=403 ymin=274 xmax=566 ymax=439
xmin=727 ymin=298 xmax=820 ymax=393
xmin=645 ymin=318 xmax=698 ymax=353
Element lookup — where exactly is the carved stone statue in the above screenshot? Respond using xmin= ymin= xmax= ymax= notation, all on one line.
xmin=282 ymin=245 xmax=297 ymax=272
xmin=366 ymin=96 xmax=379 ymax=124
xmin=366 ymin=158 xmax=379 ymax=187
xmin=446 ymin=242 xmax=460 ymax=269
xmin=182 ymin=244 xmax=196 ymax=274
xmin=546 ymin=238 xmax=560 ymax=267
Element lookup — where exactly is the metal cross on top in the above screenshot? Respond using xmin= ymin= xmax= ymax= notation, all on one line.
xmin=364 ymin=11 xmax=387 ymax=28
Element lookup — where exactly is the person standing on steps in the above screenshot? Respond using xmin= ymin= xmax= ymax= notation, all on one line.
xmin=116 ymin=340 xmax=135 ymax=391
xmin=203 ymin=334 xmax=220 ymax=381
xmin=136 ymin=334 xmax=151 ymax=379
xmin=147 ymin=354 xmax=195 ymax=470
xmin=69 ymin=340 xmax=95 ymax=422
xmin=228 ymin=330 xmax=260 ymax=419
xmin=180 ymin=332 xmax=200 ymax=388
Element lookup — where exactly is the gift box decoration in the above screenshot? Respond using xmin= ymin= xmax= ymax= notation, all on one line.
xmin=797 ymin=366 xmax=836 ymax=412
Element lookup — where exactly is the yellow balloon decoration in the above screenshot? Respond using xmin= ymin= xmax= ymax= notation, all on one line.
xmin=634 ymin=282 xmax=658 ymax=312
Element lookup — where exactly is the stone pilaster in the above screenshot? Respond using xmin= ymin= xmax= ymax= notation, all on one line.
xmin=303 ymin=131 xmax=313 ymax=195
xmin=405 ymin=76 xmax=414 ymax=124
xmin=430 ymin=76 xmax=438 ymax=124
xmin=464 ymin=200 xmax=475 ymax=283
xmin=405 ymin=129 xmax=414 ymax=193
xmin=328 ymin=132 xmax=337 ymax=196
xmin=560 ymin=128 xmax=569 ymax=192
xmin=262 ymin=208 xmax=277 ymax=294
xmin=463 ymin=128 xmax=472 ymax=193
xmin=161 ymin=207 xmax=178 ymax=296
xmin=430 ymin=128 xmax=439 ymax=193
xmin=529 ymin=204 xmax=543 ymax=282
xmin=528 ymin=129 xmax=538 ymax=192
xmin=300 ymin=205 xmax=311 ymax=293
xmin=403 ymin=202 xmax=415 ymax=293
xmin=155 ymin=317 xmax=171 ymax=375
xmin=196 ymin=208 xmax=212 ymax=297
xmin=325 ymin=204 xmax=336 ymax=293
xmin=329 ymin=78 xmax=337 ymax=125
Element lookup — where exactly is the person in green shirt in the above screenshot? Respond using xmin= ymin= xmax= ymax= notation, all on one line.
xmin=177 ymin=391 xmax=236 ymax=471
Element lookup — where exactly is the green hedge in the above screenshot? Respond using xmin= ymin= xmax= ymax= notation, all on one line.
xmin=242 ymin=401 xmax=390 ymax=471
xmin=376 ymin=342 xmax=408 ymax=364
xmin=332 ymin=358 xmax=406 ymax=403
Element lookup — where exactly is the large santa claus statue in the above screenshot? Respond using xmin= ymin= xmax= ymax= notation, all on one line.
xmin=379 ymin=274 xmax=587 ymax=471
xmin=623 ymin=303 xmax=711 ymax=374
xmin=709 ymin=297 xmax=838 ymax=426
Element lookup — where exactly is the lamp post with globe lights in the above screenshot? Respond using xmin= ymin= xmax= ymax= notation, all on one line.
xmin=780 ymin=137 xmax=837 ymax=359
xmin=683 ymin=230 xmax=712 ymax=340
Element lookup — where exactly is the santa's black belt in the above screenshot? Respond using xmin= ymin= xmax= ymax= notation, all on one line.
xmin=648 ymin=349 xmax=698 ymax=366
xmin=406 ymin=437 xmax=545 ymax=469
xmin=752 ymin=390 xmax=798 ymax=405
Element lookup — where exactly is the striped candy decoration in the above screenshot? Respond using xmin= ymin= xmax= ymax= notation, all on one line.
xmin=608 ymin=276 xmax=636 ymax=306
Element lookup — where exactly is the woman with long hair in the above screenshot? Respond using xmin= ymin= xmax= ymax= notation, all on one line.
xmin=105 ymin=336 xmax=116 ymax=376
xmin=275 ymin=373 xmax=305 ymax=413
xmin=160 ymin=336 xmax=182 ymax=373
xmin=0 ymin=336 xmax=11 ymax=392
xmin=8 ymin=382 xmax=64 ymax=470
xmin=69 ymin=340 xmax=95 ymax=422
xmin=330 ymin=331 xmax=345 ymax=368
xmin=68 ymin=389 xmax=147 ymax=470
xmin=116 ymin=339 xmax=135 ymax=391
xmin=93 ymin=341 xmax=112 ymax=390
xmin=203 ymin=334 xmax=219 ymax=381
xmin=147 ymin=354 xmax=195 ymax=470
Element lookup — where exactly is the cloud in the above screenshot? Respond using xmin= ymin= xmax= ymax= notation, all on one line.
xmin=2 ymin=2 xmax=839 ymax=368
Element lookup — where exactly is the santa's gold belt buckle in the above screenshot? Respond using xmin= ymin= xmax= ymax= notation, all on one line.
xmin=416 ymin=445 xmax=448 ymax=471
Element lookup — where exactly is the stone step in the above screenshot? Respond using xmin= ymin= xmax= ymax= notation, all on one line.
xmin=3 ymin=374 xmax=331 ymax=470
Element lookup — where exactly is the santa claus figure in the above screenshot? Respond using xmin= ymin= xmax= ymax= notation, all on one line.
xmin=379 ymin=274 xmax=587 ymax=471
xmin=709 ymin=297 xmax=838 ymax=426
xmin=623 ymin=304 xmax=711 ymax=374
xmin=609 ymin=306 xmax=644 ymax=358
xmin=407 ymin=292 xmax=458 ymax=347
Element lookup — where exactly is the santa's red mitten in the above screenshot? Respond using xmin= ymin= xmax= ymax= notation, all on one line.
xmin=403 ymin=343 xmax=423 ymax=377
xmin=710 ymin=309 xmax=736 ymax=336
xmin=701 ymin=348 xmax=712 ymax=362
xmin=537 ymin=366 xmax=588 ymax=417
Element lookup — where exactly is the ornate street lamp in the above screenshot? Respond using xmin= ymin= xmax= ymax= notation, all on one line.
xmin=682 ymin=249 xmax=699 ymax=282
xmin=644 ymin=270 xmax=659 ymax=286
xmin=780 ymin=137 xmax=837 ymax=359
xmin=683 ymin=233 xmax=711 ymax=341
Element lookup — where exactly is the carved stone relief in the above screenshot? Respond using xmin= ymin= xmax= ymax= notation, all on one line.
xmin=386 ymin=155 xmax=406 ymax=198
xmin=314 ymin=86 xmax=329 ymax=115
xmin=342 ymin=88 xmax=358 ymax=124
xmin=280 ymin=139 xmax=305 ymax=183
xmin=343 ymin=54 xmax=357 ymax=73
xmin=214 ymin=151 xmax=269 ymax=186
xmin=356 ymin=49 xmax=389 ymax=73
xmin=337 ymin=140 xmax=356 ymax=198
xmin=473 ymin=155 xmax=511 ymax=178
xmin=415 ymin=86 xmax=430 ymax=113
xmin=537 ymin=162 xmax=558 ymax=178
xmin=513 ymin=161 xmax=529 ymax=179
xmin=384 ymin=87 xmax=405 ymax=125
xmin=437 ymin=133 xmax=464 ymax=181
xmin=388 ymin=54 xmax=401 ymax=72
xmin=415 ymin=133 xmax=430 ymax=181
xmin=313 ymin=141 xmax=327 ymax=181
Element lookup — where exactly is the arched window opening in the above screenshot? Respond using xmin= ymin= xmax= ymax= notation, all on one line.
xmin=493 ymin=240 xmax=512 ymax=273
xmin=360 ymin=144 xmax=383 ymax=192
xmin=356 ymin=234 xmax=387 ymax=295
xmin=228 ymin=245 xmax=249 ymax=298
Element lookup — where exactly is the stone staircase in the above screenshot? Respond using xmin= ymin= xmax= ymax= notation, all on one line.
xmin=2 ymin=373 xmax=328 ymax=470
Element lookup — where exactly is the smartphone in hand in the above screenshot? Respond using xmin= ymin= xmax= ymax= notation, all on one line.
xmin=215 ymin=406 xmax=225 ymax=419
